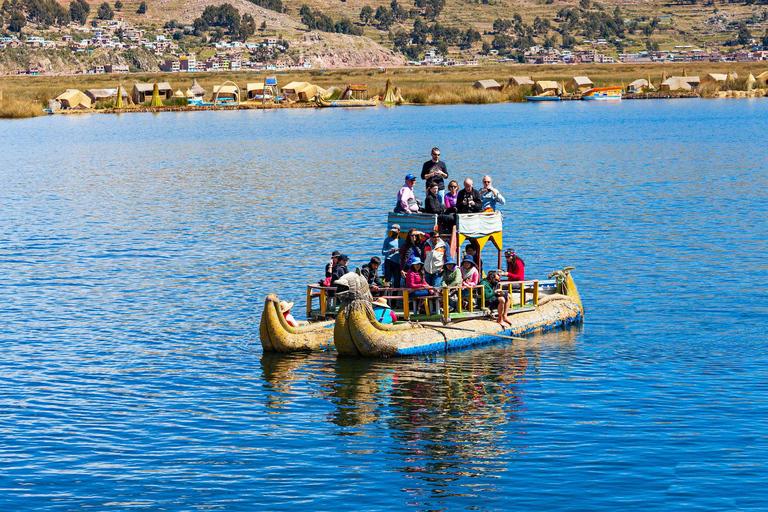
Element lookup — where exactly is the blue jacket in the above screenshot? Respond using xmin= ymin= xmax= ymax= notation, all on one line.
xmin=381 ymin=235 xmax=404 ymax=263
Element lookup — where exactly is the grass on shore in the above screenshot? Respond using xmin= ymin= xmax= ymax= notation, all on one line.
xmin=0 ymin=98 xmax=43 ymax=118
xmin=1 ymin=62 xmax=767 ymax=110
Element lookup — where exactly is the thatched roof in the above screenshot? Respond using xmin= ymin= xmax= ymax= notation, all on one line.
xmin=190 ymin=79 xmax=205 ymax=95
xmin=282 ymin=81 xmax=310 ymax=92
xmin=246 ymin=82 xmax=265 ymax=92
xmin=55 ymin=89 xmax=92 ymax=108
xmin=533 ymin=80 xmax=560 ymax=94
xmin=508 ymin=76 xmax=534 ymax=86
xmin=134 ymin=82 xmax=172 ymax=93
xmin=473 ymin=79 xmax=501 ymax=90
xmin=569 ymin=76 xmax=593 ymax=86
xmin=213 ymin=84 xmax=239 ymax=95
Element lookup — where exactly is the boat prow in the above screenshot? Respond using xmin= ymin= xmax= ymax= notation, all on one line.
xmin=260 ymin=293 xmax=335 ymax=353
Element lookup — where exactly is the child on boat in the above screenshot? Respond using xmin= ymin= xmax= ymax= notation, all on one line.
xmin=372 ymin=297 xmax=397 ymax=324
xmin=280 ymin=301 xmax=299 ymax=328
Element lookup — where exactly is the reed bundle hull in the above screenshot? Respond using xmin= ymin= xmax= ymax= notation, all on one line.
xmin=334 ymin=273 xmax=583 ymax=357
xmin=260 ymin=294 xmax=334 ymax=353
xmin=315 ymin=97 xmax=379 ymax=108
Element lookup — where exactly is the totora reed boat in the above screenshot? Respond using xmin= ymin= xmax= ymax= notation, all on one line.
xmin=260 ymin=210 xmax=584 ymax=357
xmin=261 ymin=269 xmax=583 ymax=357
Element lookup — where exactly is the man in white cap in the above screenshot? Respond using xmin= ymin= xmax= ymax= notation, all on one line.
xmin=381 ymin=223 xmax=404 ymax=288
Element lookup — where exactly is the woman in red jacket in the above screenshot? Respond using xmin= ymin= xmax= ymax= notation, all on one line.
xmin=502 ymin=249 xmax=525 ymax=281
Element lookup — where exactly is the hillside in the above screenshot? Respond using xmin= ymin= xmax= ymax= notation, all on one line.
xmin=0 ymin=0 xmax=766 ymax=75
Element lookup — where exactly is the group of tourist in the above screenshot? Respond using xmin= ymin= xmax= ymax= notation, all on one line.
xmin=395 ymin=148 xmax=506 ymax=233
xmin=298 ymin=148 xmax=525 ymax=327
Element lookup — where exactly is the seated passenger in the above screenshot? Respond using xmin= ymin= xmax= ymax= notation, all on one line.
xmin=361 ymin=256 xmax=386 ymax=293
xmin=322 ymin=250 xmax=340 ymax=286
xmin=372 ymin=297 xmax=397 ymax=324
xmin=479 ymin=175 xmax=506 ymax=212
xmin=394 ymin=174 xmax=420 ymax=214
xmin=461 ymin=254 xmax=479 ymax=287
xmin=441 ymin=256 xmax=461 ymax=289
xmin=501 ymin=249 xmax=525 ymax=281
xmin=425 ymin=183 xmax=456 ymax=233
xmin=444 ymin=180 xmax=459 ymax=209
xmin=480 ymin=271 xmax=512 ymax=327
xmin=331 ymin=254 xmax=349 ymax=288
xmin=456 ymin=179 xmax=482 ymax=214
xmin=280 ymin=300 xmax=299 ymax=327
xmin=406 ymin=257 xmax=432 ymax=299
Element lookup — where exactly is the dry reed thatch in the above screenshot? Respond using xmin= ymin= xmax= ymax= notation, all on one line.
xmin=0 ymin=98 xmax=43 ymax=118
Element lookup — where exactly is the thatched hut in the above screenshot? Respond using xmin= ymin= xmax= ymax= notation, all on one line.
xmin=55 ymin=89 xmax=92 ymax=109
xmin=85 ymin=88 xmax=130 ymax=104
xmin=660 ymin=76 xmax=700 ymax=91
xmin=566 ymin=76 xmax=594 ymax=92
xmin=627 ymin=79 xmax=653 ymax=93
xmin=132 ymin=83 xmax=172 ymax=104
xmin=281 ymin=81 xmax=310 ymax=100
xmin=246 ymin=82 xmax=265 ymax=100
xmin=507 ymin=76 xmax=534 ymax=87
xmin=473 ymin=79 xmax=502 ymax=91
xmin=189 ymin=80 xmax=205 ymax=100
xmin=212 ymin=83 xmax=240 ymax=103
xmin=701 ymin=73 xmax=730 ymax=85
xmin=532 ymin=80 xmax=561 ymax=95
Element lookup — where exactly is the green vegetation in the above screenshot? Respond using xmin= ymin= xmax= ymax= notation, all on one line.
xmin=299 ymin=4 xmax=362 ymax=36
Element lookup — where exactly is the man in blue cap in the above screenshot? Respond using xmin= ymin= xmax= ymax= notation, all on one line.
xmin=395 ymin=173 xmax=420 ymax=214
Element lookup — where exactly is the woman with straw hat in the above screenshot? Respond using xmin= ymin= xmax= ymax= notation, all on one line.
xmin=280 ymin=300 xmax=299 ymax=327
xmin=372 ymin=297 xmax=397 ymax=324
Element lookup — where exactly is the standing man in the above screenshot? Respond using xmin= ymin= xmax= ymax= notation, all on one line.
xmin=421 ymin=147 xmax=448 ymax=204
xmin=381 ymin=224 xmax=404 ymax=288
xmin=456 ymin=178 xmax=482 ymax=214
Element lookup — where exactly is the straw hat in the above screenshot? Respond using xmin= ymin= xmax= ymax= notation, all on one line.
xmin=374 ymin=297 xmax=391 ymax=309
xmin=279 ymin=301 xmax=294 ymax=313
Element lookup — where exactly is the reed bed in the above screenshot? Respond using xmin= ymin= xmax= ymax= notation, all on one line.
xmin=0 ymin=98 xmax=43 ymax=118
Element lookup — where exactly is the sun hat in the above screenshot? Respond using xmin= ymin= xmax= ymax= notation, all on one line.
xmin=390 ymin=223 xmax=401 ymax=231
xmin=444 ymin=255 xmax=456 ymax=267
xmin=374 ymin=297 xmax=391 ymax=309
xmin=409 ymin=256 xmax=423 ymax=267
xmin=405 ymin=173 xmax=416 ymax=181
xmin=332 ymin=250 xmax=341 ymax=257
xmin=279 ymin=301 xmax=294 ymax=313
xmin=461 ymin=254 xmax=476 ymax=267
xmin=338 ymin=254 xmax=349 ymax=261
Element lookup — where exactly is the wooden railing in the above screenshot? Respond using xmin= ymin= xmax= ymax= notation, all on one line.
xmin=306 ymin=278 xmax=542 ymax=322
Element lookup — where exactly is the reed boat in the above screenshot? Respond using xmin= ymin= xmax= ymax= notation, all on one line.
xmin=582 ymin=87 xmax=623 ymax=101
xmin=315 ymin=96 xmax=379 ymax=108
xmin=260 ymin=293 xmax=334 ymax=353
xmin=316 ymin=83 xmax=379 ymax=108
xmin=333 ymin=269 xmax=583 ymax=357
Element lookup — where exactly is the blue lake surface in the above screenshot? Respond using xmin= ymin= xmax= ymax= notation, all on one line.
xmin=1 ymin=99 xmax=767 ymax=511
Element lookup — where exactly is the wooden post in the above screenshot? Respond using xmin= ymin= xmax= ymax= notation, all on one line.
xmin=306 ymin=286 xmax=312 ymax=317
xmin=497 ymin=248 xmax=501 ymax=272
xmin=442 ymin=287 xmax=450 ymax=323
xmin=520 ymin=283 xmax=526 ymax=307
xmin=403 ymin=290 xmax=410 ymax=320
xmin=469 ymin=287 xmax=474 ymax=312
xmin=533 ymin=280 xmax=539 ymax=307
xmin=457 ymin=288 xmax=463 ymax=313
xmin=320 ymin=289 xmax=327 ymax=316
xmin=481 ymin=285 xmax=485 ymax=310
xmin=424 ymin=298 xmax=430 ymax=316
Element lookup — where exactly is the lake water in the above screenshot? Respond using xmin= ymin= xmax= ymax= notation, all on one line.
xmin=2 ymin=99 xmax=767 ymax=511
